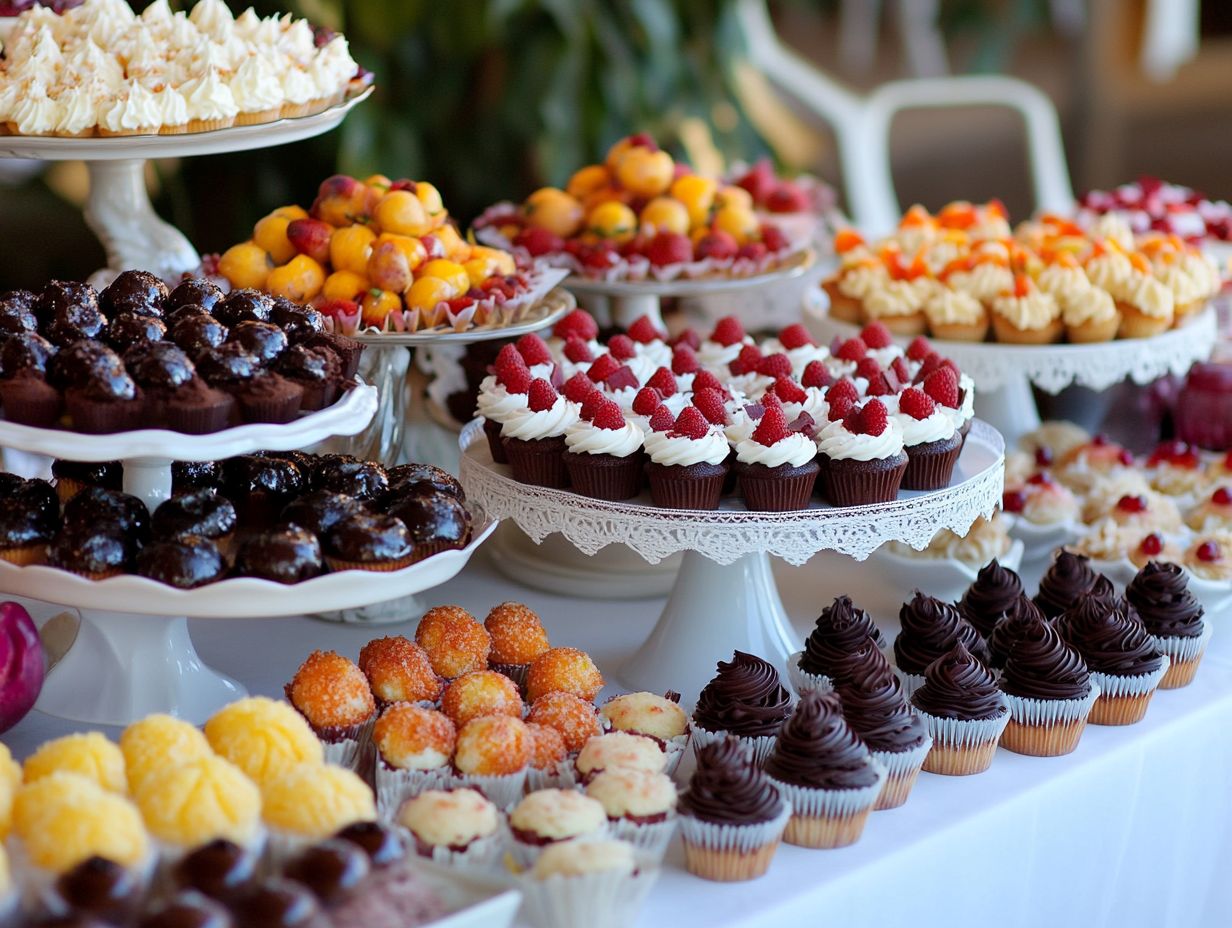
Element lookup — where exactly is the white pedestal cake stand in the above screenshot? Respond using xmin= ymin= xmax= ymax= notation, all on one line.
xmin=0 ymin=89 xmax=372 ymax=280
xmin=458 ymin=418 xmax=1005 ymax=704
xmin=804 ymin=292 xmax=1217 ymax=449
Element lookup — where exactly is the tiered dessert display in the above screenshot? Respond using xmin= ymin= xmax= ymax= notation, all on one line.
xmin=0 ymin=0 xmax=374 ymax=280
xmin=807 ymin=203 xmax=1220 ymax=445
xmin=0 ymin=273 xmax=498 ymax=725
xmin=459 ymin=313 xmax=1005 ymax=701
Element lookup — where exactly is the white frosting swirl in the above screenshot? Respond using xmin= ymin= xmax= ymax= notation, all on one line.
xmin=735 ymin=430 xmax=818 ymax=468
xmin=816 ymin=416 xmax=905 ymax=461
xmin=500 ymin=395 xmax=578 ymax=440
xmin=643 ymin=429 xmax=729 ymax=467
xmin=229 ymin=53 xmax=282 ymax=114
xmin=1062 ymin=286 xmax=1118 ymax=326
xmin=990 ymin=288 xmax=1059 ymax=331
xmin=924 ymin=287 xmax=983 ymax=326
xmin=837 ymin=263 xmax=889 ymax=300
xmin=897 ymin=409 xmax=956 ymax=447
xmin=948 ymin=262 xmax=1013 ymax=302
xmin=1120 ymin=275 xmax=1174 ymax=319
xmin=697 ymin=337 xmax=750 ymax=370
xmin=476 ymin=379 xmax=527 ymax=423
xmin=565 ymin=420 xmax=644 ymax=457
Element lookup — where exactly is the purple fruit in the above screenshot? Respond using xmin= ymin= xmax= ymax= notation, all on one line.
xmin=0 ymin=602 xmax=43 ymax=733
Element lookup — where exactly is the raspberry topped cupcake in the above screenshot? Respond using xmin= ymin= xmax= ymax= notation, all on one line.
xmin=501 ymin=378 xmax=579 ymax=489
xmin=478 ymin=344 xmax=533 ymax=464
xmin=816 ymin=398 xmax=906 ymax=506
xmin=894 ymin=385 xmax=961 ymax=489
xmin=732 ymin=405 xmax=818 ymax=510
xmin=698 ymin=316 xmax=754 ymax=372
xmin=562 ymin=394 xmax=644 ymax=500
xmin=644 ymin=405 xmax=730 ymax=510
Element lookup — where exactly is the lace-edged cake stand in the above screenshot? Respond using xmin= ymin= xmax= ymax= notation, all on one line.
xmin=804 ymin=291 xmax=1217 ymax=448
xmin=0 ymin=87 xmax=373 ymax=281
xmin=0 ymin=383 xmax=507 ymax=726
xmin=458 ymin=418 xmax=1006 ymax=703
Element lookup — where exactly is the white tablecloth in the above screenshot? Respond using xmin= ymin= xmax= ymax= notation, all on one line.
xmin=4 ymin=553 xmax=1231 ymax=928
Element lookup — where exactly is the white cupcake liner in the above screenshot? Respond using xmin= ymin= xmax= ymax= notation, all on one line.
xmin=510 ymin=820 xmax=612 ymax=871
xmin=448 ymin=769 xmax=529 ymax=810
xmin=786 ymin=651 xmax=835 ymax=696
xmin=767 ymin=759 xmax=886 ymax=821
xmin=319 ymin=715 xmax=376 ymax=773
xmin=892 ymin=669 xmax=927 ymax=701
xmin=519 ymin=858 xmax=660 ymax=928
xmin=678 ymin=798 xmax=792 ymax=856
xmin=609 ymin=815 xmax=678 ymax=862
xmin=690 ymin=724 xmax=778 ymax=767
xmin=1149 ymin=621 xmax=1212 ymax=665
xmin=662 ymin=731 xmax=690 ymax=778
xmin=1089 ymin=656 xmax=1170 ymax=699
xmin=1000 ymin=683 xmax=1101 ymax=727
xmin=916 ymin=702 xmax=1011 ymax=750
xmin=375 ymin=761 xmax=451 ymax=820
xmin=525 ymin=760 xmax=578 ymax=794
xmin=870 ymin=735 xmax=934 ymax=782
xmin=411 ymin=829 xmax=504 ymax=872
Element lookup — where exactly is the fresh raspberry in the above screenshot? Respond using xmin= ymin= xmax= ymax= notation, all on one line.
xmin=834 ymin=337 xmax=867 ymax=363
xmin=757 ymin=353 xmax=793 ymax=379
xmin=591 ymin=399 xmax=626 ymax=431
xmin=1213 ymin=487 xmax=1232 ymax=506
xmin=317 ymin=298 xmax=359 ymax=320
xmin=501 ymin=365 xmax=531 ymax=395
xmin=564 ymin=336 xmax=594 ymax=364
xmin=606 ymin=365 xmax=640 ymax=391
xmin=802 ymin=361 xmax=833 ymax=389
xmin=864 ymin=371 xmax=892 ymax=396
xmin=692 ymin=388 xmax=728 ymax=425
xmin=826 ymin=379 xmax=859 ymax=406
xmin=586 ymin=354 xmax=620 ymax=382
xmin=778 ymin=324 xmax=813 ymax=350
xmin=729 ymin=344 xmax=762 ymax=376
xmin=608 ymin=334 xmax=636 ymax=360
xmin=494 ymin=343 xmax=528 ymax=377
xmin=553 ymin=309 xmax=599 ymax=342
xmin=694 ymin=230 xmax=740 ymax=261
xmin=898 ymin=387 xmax=936 ymax=420
xmin=859 ymin=321 xmax=893 ymax=349
xmin=710 ymin=316 xmax=746 ymax=347
xmin=516 ymin=333 xmax=552 ymax=366
xmin=580 ymin=390 xmax=608 ymax=422
xmin=890 ymin=356 xmax=911 ymax=385
xmin=563 ymin=372 xmax=596 ymax=404
xmin=760 ymin=224 xmax=790 ymax=252
xmin=580 ymin=244 xmax=620 ymax=271
xmin=632 ymin=386 xmax=662 ymax=416
xmin=827 ymin=394 xmax=854 ymax=421
xmin=514 ymin=227 xmax=564 ymax=256
xmin=913 ymin=352 xmax=943 ymax=382
xmin=1002 ymin=489 xmax=1026 ymax=513
xmin=648 ymin=405 xmax=676 ymax=432
xmin=527 ymin=378 xmax=558 ymax=412
xmin=922 ymin=367 xmax=959 ymax=408
xmin=737 ymin=242 xmax=768 ymax=262
xmin=673 ymin=328 xmax=702 ymax=350
xmin=772 ymin=377 xmax=807 ymax=404
xmin=752 ymin=405 xmax=789 ymax=446
xmin=855 ymin=357 xmax=882 ymax=381
xmin=672 ymin=344 xmax=700 ymax=375
xmin=626 ymin=314 xmax=664 ymax=344
xmin=692 ymin=370 xmax=728 ymax=396
xmin=671 ymin=406 xmax=710 ymax=440
xmin=859 ymin=399 xmax=889 ymax=436
xmin=760 ymin=391 xmax=783 ymax=412
xmin=906 ymin=336 xmax=932 ymax=361
xmin=1116 ymin=495 xmax=1147 ymax=513
xmin=1139 ymin=533 xmax=1163 ymax=556
xmin=645 ymin=232 xmax=693 ymax=268
xmin=647 ymin=367 xmax=677 ymax=397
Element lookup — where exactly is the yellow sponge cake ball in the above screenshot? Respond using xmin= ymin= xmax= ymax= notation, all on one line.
xmin=204 ymin=697 xmax=323 ymax=787
xmin=24 ymin=733 xmax=127 ymax=794
xmin=0 ymin=744 xmax=20 ymax=793
xmin=261 ymin=764 xmax=374 ymax=839
xmin=121 ymin=714 xmax=214 ymax=796
xmin=15 ymin=773 xmax=148 ymax=873
xmin=136 ymin=755 xmax=261 ymax=848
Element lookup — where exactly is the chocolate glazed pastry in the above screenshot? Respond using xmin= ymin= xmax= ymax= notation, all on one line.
xmin=1056 ymin=590 xmax=1163 ymax=676
xmin=136 ymin=537 xmax=227 ymax=589
xmin=893 ymin=591 xmax=989 ymax=676
xmin=280 ymin=491 xmax=367 ymax=537
xmin=836 ymin=663 xmax=928 ymax=752
xmin=911 ymin=640 xmax=1003 ymax=720
xmin=1125 ymin=560 xmax=1205 ymax=638
xmin=1033 ymin=550 xmax=1100 ymax=619
xmin=311 ymin=455 xmax=388 ymax=501
xmin=100 ymin=270 xmax=168 ymax=318
xmin=51 ymin=456 xmax=119 ymax=498
xmin=693 ymin=650 xmax=792 ymax=738
xmin=174 ymin=839 xmax=258 ymax=902
xmin=384 ymin=463 xmax=466 ymax=502
xmin=999 ymin=617 xmax=1090 ymax=701
xmin=63 ymin=487 xmax=150 ymax=542
xmin=763 ymin=691 xmax=879 ymax=790
xmin=152 ymin=489 xmax=237 ymax=543
xmin=799 ymin=595 xmax=886 ymax=680
xmin=106 ymin=313 xmax=166 ymax=350
xmin=988 ymin=594 xmax=1048 ymax=669
xmin=958 ymin=558 xmax=1024 ymax=638
xmin=165 ymin=278 xmax=224 ymax=315
xmin=172 ymin=460 xmax=224 ymax=493
xmin=323 ymin=512 xmax=414 ymax=570
xmin=680 ymin=737 xmax=783 ymax=825
xmin=54 ymin=856 xmax=143 ymax=924
xmin=385 ymin=492 xmax=472 ymax=556
xmin=332 ymin=822 xmax=407 ymax=868
xmin=233 ymin=526 xmax=322 ymax=584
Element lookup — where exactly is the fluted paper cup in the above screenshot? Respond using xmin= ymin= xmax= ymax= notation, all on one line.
xmin=1151 ymin=623 xmax=1212 ymax=689
xmin=376 ymin=761 xmax=451 ymax=820
xmin=769 ymin=760 xmax=886 ymax=849
xmin=786 ymin=651 xmax=835 ymax=697
xmin=690 ymin=724 xmax=778 ymax=767
xmin=519 ymin=858 xmax=659 ymax=928
xmin=448 ymin=768 xmax=529 ymax=809
xmin=915 ymin=703 xmax=1011 ymax=775
xmin=1000 ymin=683 xmax=1101 ymax=757
xmin=870 ymin=735 xmax=933 ymax=810
xmin=678 ymin=800 xmax=792 ymax=882
xmin=1088 ymin=656 xmax=1170 ymax=725
xmin=609 ymin=815 xmax=677 ymax=862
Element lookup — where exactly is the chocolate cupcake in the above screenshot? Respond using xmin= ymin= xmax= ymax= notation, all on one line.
xmin=136 ymin=537 xmax=227 ymax=589
xmin=174 ymin=839 xmax=259 ymax=901
xmin=385 ymin=492 xmax=472 ymax=560
xmin=123 ymin=342 xmax=195 ymax=423
xmin=152 ymin=490 xmax=237 ymax=549
xmin=105 ymin=313 xmax=166 ymax=351
xmin=892 ymin=591 xmax=989 ymax=694
xmin=835 ymin=662 xmax=931 ymax=809
xmin=65 ymin=359 xmax=145 ymax=434
xmin=0 ymin=477 xmax=58 ymax=564
xmin=228 ymin=321 xmax=288 ymax=365
xmin=51 ymin=459 xmax=121 ymax=502
xmin=677 ymin=736 xmax=789 ymax=882
xmin=172 ymin=460 xmax=223 ymax=493
xmin=53 ymin=856 xmax=143 ymax=925
xmin=169 ymin=313 xmax=228 ymax=358
xmin=234 ymin=372 xmax=304 ymax=424
xmin=0 ymin=331 xmax=61 ymax=425
xmin=1056 ymin=591 xmax=1166 ymax=725
xmin=223 ymin=455 xmax=306 ymax=528
xmin=0 ymin=290 xmax=37 ymax=334
xmin=988 ymin=594 xmax=1049 ymax=669
xmin=304 ymin=332 xmax=363 ymax=380
xmin=48 ymin=525 xmax=135 ymax=579
xmin=910 ymin=641 xmax=1009 ymax=775
xmin=280 ymin=491 xmax=367 ymax=537
xmin=384 ymin=463 xmax=465 ymax=503
xmin=213 ymin=289 xmax=273 ymax=327
xmin=165 ymin=278 xmax=224 ymax=315
xmin=63 ymin=487 xmax=150 ymax=543
xmin=763 ymin=691 xmax=883 ymax=849
xmin=1125 ymin=560 xmax=1208 ymax=689
xmin=164 ymin=377 xmax=237 ymax=434
xmin=311 ymin=455 xmax=388 ymax=501
xmin=323 ymin=512 xmax=415 ymax=573
xmin=100 ymin=270 xmax=168 ymax=318
xmin=39 ymin=280 xmax=106 ymax=346
xmin=275 ymin=345 xmax=340 ymax=411
xmin=958 ymin=558 xmax=1024 ymax=638
xmin=270 ymin=300 xmax=326 ymax=345
xmin=233 ymin=526 xmax=322 ymax=584
xmin=790 ymin=595 xmax=887 ymax=695
xmin=692 ymin=651 xmax=792 ymax=763
xmin=998 ymin=614 xmax=1097 ymax=756
xmin=1033 ymin=549 xmax=1101 ymax=619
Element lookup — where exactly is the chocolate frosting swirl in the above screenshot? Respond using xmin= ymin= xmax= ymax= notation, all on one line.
xmin=799 ymin=596 xmax=886 ymax=677
xmin=693 ymin=651 xmax=792 ymax=738
xmin=764 ymin=691 xmax=879 ymax=789
xmin=1125 ymin=561 xmax=1205 ymax=639
xmin=910 ymin=641 xmax=1003 ymax=720
xmin=959 ymin=559 xmax=1024 ymax=638
xmin=893 ymin=591 xmax=989 ymax=675
xmin=836 ymin=663 xmax=928 ymax=752
xmin=987 ymin=594 xmax=1047 ymax=669
xmin=1033 ymin=550 xmax=1099 ymax=619
xmin=827 ymin=640 xmax=892 ymax=689
xmin=679 ymin=736 xmax=783 ymax=825
xmin=999 ymin=616 xmax=1091 ymax=700
xmin=1057 ymin=590 xmax=1163 ymax=676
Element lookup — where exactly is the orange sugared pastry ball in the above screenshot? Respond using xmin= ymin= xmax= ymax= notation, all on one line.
xmin=525 ymin=722 xmax=567 ymax=772
xmin=484 ymin=602 xmax=550 ymax=668
xmin=525 ymin=647 xmax=604 ymax=703
xmin=372 ymin=705 xmax=456 ymax=772
xmin=526 ymin=692 xmax=602 ymax=754
xmin=441 ymin=671 xmax=523 ymax=727
xmin=285 ymin=650 xmax=376 ymax=733
xmin=415 ymin=606 xmax=491 ymax=679
xmin=358 ymin=636 xmax=444 ymax=706
xmin=453 ymin=716 xmax=531 ymax=776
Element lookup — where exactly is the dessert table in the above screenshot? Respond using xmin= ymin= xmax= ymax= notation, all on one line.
xmin=4 ymin=551 xmax=1229 ymax=927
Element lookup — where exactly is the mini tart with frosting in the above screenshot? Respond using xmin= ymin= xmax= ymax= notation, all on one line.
xmin=989 ymin=274 xmax=1062 ymax=344
xmin=1186 ymin=485 xmax=1232 ymax=532
xmin=822 ymin=237 xmax=886 ymax=323
xmin=922 ymin=285 xmax=988 ymax=342
xmin=861 ymin=276 xmax=929 ymax=337
xmin=644 ymin=403 xmax=730 ymax=510
xmin=1127 ymin=531 xmax=1184 ymax=569
xmin=1002 ymin=471 xmax=1079 ymax=525
xmin=397 ymin=787 xmax=499 ymax=859
xmin=1184 ymin=534 xmax=1232 ymax=582
xmin=816 ymin=398 xmax=906 ymax=507
xmin=1145 ymin=440 xmax=1205 ymax=497
xmin=1037 ymin=252 xmax=1121 ymax=343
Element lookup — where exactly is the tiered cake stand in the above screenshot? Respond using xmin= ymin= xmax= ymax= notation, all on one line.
xmin=459 ymin=418 xmax=1005 ymax=703
xmin=804 ymin=292 xmax=1217 ymax=448
xmin=0 ymin=89 xmax=373 ymax=279
xmin=0 ymin=383 xmax=497 ymax=725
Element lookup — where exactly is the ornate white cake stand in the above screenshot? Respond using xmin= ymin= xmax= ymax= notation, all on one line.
xmin=0 ymin=88 xmax=372 ymax=280
xmin=458 ymin=418 xmax=1006 ymax=703
xmin=804 ymin=292 xmax=1217 ymax=448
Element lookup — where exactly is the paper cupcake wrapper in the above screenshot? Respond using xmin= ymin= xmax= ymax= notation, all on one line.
xmin=1150 ymin=621 xmax=1212 ymax=667
xmin=510 ymin=820 xmax=612 ymax=871
xmin=415 ymin=830 xmax=504 ymax=872
xmin=768 ymin=759 xmax=886 ymax=822
xmin=870 ymin=736 xmax=933 ymax=809
xmin=448 ymin=769 xmax=529 ymax=809
xmin=893 ymin=669 xmax=927 ymax=701
xmin=678 ymin=801 xmax=791 ymax=882
xmin=489 ymin=661 xmax=529 ymax=697
xmin=319 ymin=715 xmax=376 ymax=773
xmin=1089 ymin=657 xmax=1170 ymax=700
xmin=525 ymin=761 xmax=578 ymax=794
xmin=786 ymin=651 xmax=835 ymax=697
xmin=376 ymin=762 xmax=452 ymax=820
xmin=607 ymin=816 xmax=678 ymax=863
xmin=662 ymin=733 xmax=689 ymax=778
xmin=519 ymin=859 xmax=659 ymax=928
xmin=917 ymin=703 xmax=1011 ymax=750
xmin=1001 ymin=684 xmax=1101 ymax=728
xmin=690 ymin=725 xmax=777 ymax=767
